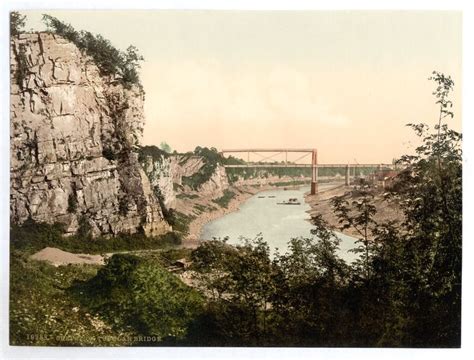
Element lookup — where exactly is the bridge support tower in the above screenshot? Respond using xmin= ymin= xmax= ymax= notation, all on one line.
xmin=345 ymin=164 xmax=350 ymax=186
xmin=311 ymin=149 xmax=318 ymax=195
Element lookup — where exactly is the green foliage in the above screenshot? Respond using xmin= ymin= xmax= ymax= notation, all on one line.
xmin=190 ymin=236 xmax=274 ymax=345
xmin=159 ymin=141 xmax=172 ymax=153
xmin=10 ymin=218 xmax=181 ymax=255
xmin=72 ymin=254 xmax=203 ymax=340
xmin=10 ymin=252 xmax=131 ymax=345
xmin=185 ymin=71 xmax=462 ymax=347
xmin=269 ymin=179 xmax=311 ymax=187
xmin=387 ymin=71 xmax=462 ymax=346
xmin=167 ymin=211 xmax=194 ymax=235
xmin=102 ymin=147 xmax=117 ymax=161
xmin=331 ymin=191 xmax=378 ymax=281
xmin=137 ymin=145 xmax=170 ymax=163
xmin=10 ymin=11 xmax=26 ymax=36
xmin=181 ymin=147 xmax=224 ymax=190
xmin=13 ymin=43 xmax=29 ymax=89
xmin=225 ymin=165 xmax=378 ymax=184
xmin=8 ymin=70 xmax=462 ymax=347
xmin=212 ymin=190 xmax=236 ymax=208
xmin=10 ymin=219 xmax=66 ymax=254
xmin=67 ymin=193 xmax=78 ymax=213
xmin=176 ymin=193 xmax=199 ymax=200
xmin=42 ymin=14 xmax=144 ymax=88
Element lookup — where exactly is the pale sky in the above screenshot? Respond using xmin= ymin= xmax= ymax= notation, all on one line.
xmin=23 ymin=10 xmax=462 ymax=164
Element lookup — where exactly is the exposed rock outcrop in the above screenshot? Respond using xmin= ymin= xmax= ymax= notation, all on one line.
xmin=139 ymin=153 xmax=229 ymax=209
xmin=10 ymin=32 xmax=170 ymax=236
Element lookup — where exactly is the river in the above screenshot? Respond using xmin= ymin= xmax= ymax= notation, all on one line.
xmin=201 ymin=184 xmax=359 ymax=263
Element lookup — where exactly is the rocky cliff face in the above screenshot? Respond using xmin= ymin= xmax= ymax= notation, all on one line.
xmin=140 ymin=153 xmax=230 ymax=209
xmin=10 ymin=32 xmax=170 ymax=236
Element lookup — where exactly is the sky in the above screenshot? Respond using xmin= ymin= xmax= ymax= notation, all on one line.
xmin=22 ymin=10 xmax=462 ymax=164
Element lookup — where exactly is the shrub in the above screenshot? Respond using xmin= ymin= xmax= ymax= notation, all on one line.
xmin=72 ymin=254 xmax=204 ymax=340
xmin=67 ymin=193 xmax=78 ymax=213
xmin=212 ymin=190 xmax=236 ymax=208
xmin=10 ymin=11 xmax=26 ymax=36
xmin=42 ymin=14 xmax=144 ymax=89
xmin=10 ymin=218 xmax=182 ymax=254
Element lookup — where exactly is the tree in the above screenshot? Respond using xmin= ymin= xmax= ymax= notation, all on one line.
xmin=271 ymin=216 xmax=350 ymax=345
xmin=191 ymin=236 xmax=275 ymax=345
xmin=331 ymin=191 xmax=378 ymax=282
xmin=41 ymin=14 xmax=144 ymax=88
xmin=73 ymin=254 xmax=203 ymax=341
xmin=392 ymin=71 xmax=462 ymax=346
xmin=10 ymin=11 xmax=26 ymax=36
xmin=159 ymin=141 xmax=172 ymax=153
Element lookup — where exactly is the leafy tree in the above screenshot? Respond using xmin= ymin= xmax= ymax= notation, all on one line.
xmin=331 ymin=191 xmax=378 ymax=282
xmin=159 ymin=141 xmax=172 ymax=153
xmin=191 ymin=236 xmax=275 ymax=345
xmin=73 ymin=254 xmax=203 ymax=341
xmin=271 ymin=216 xmax=350 ymax=345
xmin=391 ymin=71 xmax=462 ymax=346
xmin=10 ymin=11 xmax=26 ymax=36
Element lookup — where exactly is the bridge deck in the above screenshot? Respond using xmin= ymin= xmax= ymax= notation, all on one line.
xmin=221 ymin=148 xmax=315 ymax=153
xmin=223 ymin=164 xmax=394 ymax=168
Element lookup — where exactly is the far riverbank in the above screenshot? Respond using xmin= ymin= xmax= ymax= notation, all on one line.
xmin=180 ymin=181 xmax=346 ymax=248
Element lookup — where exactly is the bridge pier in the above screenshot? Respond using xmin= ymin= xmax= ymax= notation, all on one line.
xmin=345 ymin=164 xmax=350 ymax=186
xmin=311 ymin=149 xmax=318 ymax=195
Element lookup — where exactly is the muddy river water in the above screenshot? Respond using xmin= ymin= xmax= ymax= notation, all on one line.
xmin=201 ymin=184 xmax=359 ymax=262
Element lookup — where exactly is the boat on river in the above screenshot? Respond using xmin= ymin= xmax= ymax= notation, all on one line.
xmin=277 ymin=198 xmax=301 ymax=205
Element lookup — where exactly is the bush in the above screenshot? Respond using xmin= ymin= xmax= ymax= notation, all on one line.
xmin=181 ymin=147 xmax=228 ymax=190
xmin=212 ymin=190 xmax=236 ymax=208
xmin=137 ymin=145 xmax=169 ymax=163
xmin=10 ymin=218 xmax=182 ymax=255
xmin=42 ymin=14 xmax=144 ymax=88
xmin=67 ymin=193 xmax=78 ymax=213
xmin=10 ymin=11 xmax=26 ymax=36
xmin=10 ymin=253 xmax=130 ymax=346
xmin=72 ymin=254 xmax=204 ymax=340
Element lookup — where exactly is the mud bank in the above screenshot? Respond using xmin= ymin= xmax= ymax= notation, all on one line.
xmin=304 ymin=185 xmax=404 ymax=240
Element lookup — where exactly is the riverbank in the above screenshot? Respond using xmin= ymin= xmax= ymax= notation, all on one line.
xmin=304 ymin=185 xmax=404 ymax=239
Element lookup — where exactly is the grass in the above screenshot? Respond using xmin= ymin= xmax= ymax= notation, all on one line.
xmin=10 ymin=218 xmax=182 ymax=255
xmin=10 ymin=249 xmax=199 ymax=346
xmin=10 ymin=251 xmax=134 ymax=346
xmin=9 ymin=220 xmax=198 ymax=346
xmin=176 ymin=193 xmax=199 ymax=200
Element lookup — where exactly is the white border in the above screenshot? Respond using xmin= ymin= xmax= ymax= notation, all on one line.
xmin=1 ymin=1 xmax=473 ymax=359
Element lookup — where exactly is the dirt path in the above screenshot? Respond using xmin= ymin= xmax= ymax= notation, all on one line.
xmin=30 ymin=247 xmax=106 ymax=266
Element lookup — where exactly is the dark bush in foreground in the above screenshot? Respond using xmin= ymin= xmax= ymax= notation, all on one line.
xmin=71 ymin=254 xmax=204 ymax=341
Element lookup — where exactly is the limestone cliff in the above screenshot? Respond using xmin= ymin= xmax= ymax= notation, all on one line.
xmin=10 ymin=32 xmax=170 ymax=236
xmin=139 ymin=151 xmax=230 ymax=210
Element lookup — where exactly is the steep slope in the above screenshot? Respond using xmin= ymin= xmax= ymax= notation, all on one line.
xmin=10 ymin=32 xmax=170 ymax=236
